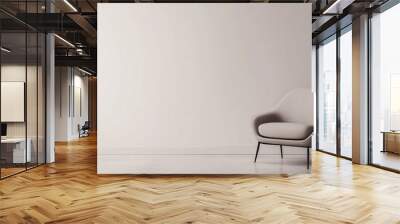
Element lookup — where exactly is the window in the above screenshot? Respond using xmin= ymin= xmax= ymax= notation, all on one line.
xmin=370 ymin=3 xmax=400 ymax=171
xmin=339 ymin=28 xmax=352 ymax=158
xmin=390 ymin=74 xmax=400 ymax=130
xmin=318 ymin=36 xmax=337 ymax=154
xmin=317 ymin=26 xmax=353 ymax=159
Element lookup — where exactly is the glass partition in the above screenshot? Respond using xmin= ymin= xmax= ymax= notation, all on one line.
xmin=0 ymin=31 xmax=28 ymax=177
xmin=0 ymin=2 xmax=46 ymax=179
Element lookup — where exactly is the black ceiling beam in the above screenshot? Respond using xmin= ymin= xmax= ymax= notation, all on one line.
xmin=152 ymin=0 xmax=249 ymax=2
xmin=86 ymin=0 xmax=97 ymax=12
xmin=55 ymin=55 xmax=96 ymax=69
xmin=312 ymin=14 xmax=353 ymax=44
xmin=0 ymin=18 xmax=27 ymax=31
xmin=0 ymin=7 xmax=38 ymax=31
xmin=14 ymin=13 xmax=83 ymax=32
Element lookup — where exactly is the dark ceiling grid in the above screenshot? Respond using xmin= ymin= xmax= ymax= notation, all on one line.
xmin=0 ymin=0 xmax=394 ymax=75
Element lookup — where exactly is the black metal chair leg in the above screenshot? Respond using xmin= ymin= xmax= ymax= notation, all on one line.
xmin=280 ymin=145 xmax=283 ymax=159
xmin=254 ymin=142 xmax=261 ymax=162
xmin=307 ymin=147 xmax=310 ymax=170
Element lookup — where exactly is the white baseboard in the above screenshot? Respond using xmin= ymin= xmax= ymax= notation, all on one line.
xmin=97 ymin=154 xmax=310 ymax=175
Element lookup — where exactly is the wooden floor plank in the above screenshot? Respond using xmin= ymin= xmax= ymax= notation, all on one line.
xmin=1 ymin=135 xmax=400 ymax=223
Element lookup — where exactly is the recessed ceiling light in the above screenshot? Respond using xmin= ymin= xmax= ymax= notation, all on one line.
xmin=78 ymin=67 xmax=93 ymax=76
xmin=322 ymin=0 xmax=354 ymax=15
xmin=54 ymin=34 xmax=75 ymax=48
xmin=63 ymin=0 xmax=78 ymax=12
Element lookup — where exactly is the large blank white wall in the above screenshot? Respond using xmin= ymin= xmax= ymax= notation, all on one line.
xmin=98 ymin=3 xmax=311 ymax=174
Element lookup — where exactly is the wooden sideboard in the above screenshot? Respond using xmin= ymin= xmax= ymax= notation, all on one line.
xmin=382 ymin=131 xmax=400 ymax=154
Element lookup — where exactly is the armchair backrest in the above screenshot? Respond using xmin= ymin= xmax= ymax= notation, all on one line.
xmin=276 ymin=88 xmax=313 ymax=126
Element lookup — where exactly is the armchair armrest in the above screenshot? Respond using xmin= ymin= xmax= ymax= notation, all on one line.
xmin=253 ymin=112 xmax=282 ymax=136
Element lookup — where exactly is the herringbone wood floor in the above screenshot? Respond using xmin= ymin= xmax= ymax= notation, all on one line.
xmin=1 ymin=135 xmax=400 ymax=224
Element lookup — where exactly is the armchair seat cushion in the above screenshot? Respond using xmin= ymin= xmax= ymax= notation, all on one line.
xmin=258 ymin=122 xmax=313 ymax=140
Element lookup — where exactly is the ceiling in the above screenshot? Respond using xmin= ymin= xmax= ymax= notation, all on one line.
xmin=0 ymin=0 xmax=393 ymax=74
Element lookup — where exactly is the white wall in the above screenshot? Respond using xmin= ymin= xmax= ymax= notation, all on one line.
xmin=55 ymin=67 xmax=69 ymax=141
xmin=55 ymin=67 xmax=89 ymax=141
xmin=98 ymin=3 xmax=311 ymax=174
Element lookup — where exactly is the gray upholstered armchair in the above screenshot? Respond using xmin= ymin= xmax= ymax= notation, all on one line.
xmin=253 ymin=88 xmax=314 ymax=169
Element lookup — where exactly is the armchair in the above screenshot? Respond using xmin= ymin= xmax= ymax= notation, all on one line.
xmin=253 ymin=88 xmax=314 ymax=169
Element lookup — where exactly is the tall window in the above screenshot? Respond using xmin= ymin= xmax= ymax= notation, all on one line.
xmin=371 ymin=3 xmax=400 ymax=171
xmin=317 ymin=26 xmax=353 ymax=158
xmin=390 ymin=74 xmax=400 ymax=130
xmin=318 ymin=36 xmax=337 ymax=154
xmin=340 ymin=28 xmax=352 ymax=158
